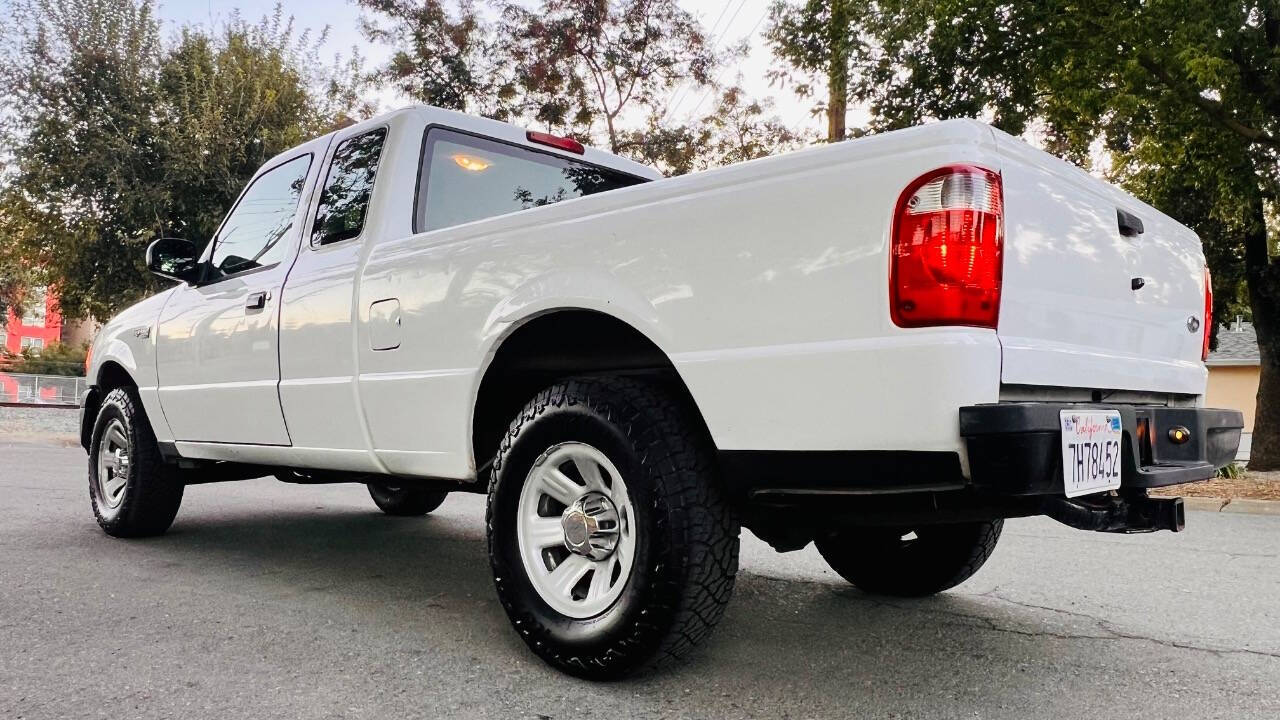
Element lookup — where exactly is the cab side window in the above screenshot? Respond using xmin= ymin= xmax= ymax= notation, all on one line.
xmin=208 ymin=154 xmax=312 ymax=281
xmin=311 ymin=128 xmax=388 ymax=247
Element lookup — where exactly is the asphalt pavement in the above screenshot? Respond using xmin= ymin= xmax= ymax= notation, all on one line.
xmin=2 ymin=442 xmax=1277 ymax=719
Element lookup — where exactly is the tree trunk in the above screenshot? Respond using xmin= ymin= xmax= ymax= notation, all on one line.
xmin=606 ymin=113 xmax=619 ymax=156
xmin=826 ymin=0 xmax=850 ymax=142
xmin=1242 ymin=189 xmax=1280 ymax=469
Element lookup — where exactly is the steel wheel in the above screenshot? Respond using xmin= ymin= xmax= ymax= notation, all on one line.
xmin=95 ymin=418 xmax=131 ymax=511
xmin=516 ymin=442 xmax=636 ymax=619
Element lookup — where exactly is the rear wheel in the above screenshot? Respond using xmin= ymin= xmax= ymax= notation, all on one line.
xmin=815 ymin=520 xmax=1002 ymax=597
xmin=88 ymin=387 xmax=184 ymax=537
xmin=367 ymin=484 xmax=448 ymax=516
xmin=487 ymin=376 xmax=739 ymax=679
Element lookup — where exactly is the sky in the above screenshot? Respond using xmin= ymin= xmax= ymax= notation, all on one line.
xmin=157 ymin=0 xmax=845 ymax=137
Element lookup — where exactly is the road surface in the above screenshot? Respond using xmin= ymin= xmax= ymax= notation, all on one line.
xmin=2 ymin=443 xmax=1277 ymax=719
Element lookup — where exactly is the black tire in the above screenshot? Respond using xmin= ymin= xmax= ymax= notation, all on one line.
xmin=88 ymin=387 xmax=184 ymax=537
xmin=367 ymin=483 xmax=448 ymax=516
xmin=486 ymin=376 xmax=739 ymax=679
xmin=815 ymin=520 xmax=1003 ymax=597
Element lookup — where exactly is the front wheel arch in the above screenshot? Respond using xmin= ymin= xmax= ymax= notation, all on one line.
xmin=80 ymin=361 xmax=137 ymax=449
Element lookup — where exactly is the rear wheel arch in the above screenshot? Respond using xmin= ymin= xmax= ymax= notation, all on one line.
xmin=470 ymin=309 xmax=712 ymax=473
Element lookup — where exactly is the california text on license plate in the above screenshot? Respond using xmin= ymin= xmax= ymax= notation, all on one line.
xmin=1059 ymin=410 xmax=1123 ymax=498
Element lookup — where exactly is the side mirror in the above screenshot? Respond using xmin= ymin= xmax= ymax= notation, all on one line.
xmin=146 ymin=237 xmax=201 ymax=284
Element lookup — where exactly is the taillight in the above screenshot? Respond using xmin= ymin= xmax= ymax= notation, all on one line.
xmin=1202 ymin=266 xmax=1213 ymax=361
xmin=890 ymin=165 xmax=1004 ymax=328
xmin=526 ymin=130 xmax=585 ymax=155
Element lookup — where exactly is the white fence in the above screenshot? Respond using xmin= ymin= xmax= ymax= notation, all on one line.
xmin=0 ymin=372 xmax=86 ymax=406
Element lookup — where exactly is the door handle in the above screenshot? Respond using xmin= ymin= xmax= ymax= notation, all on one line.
xmin=1117 ymin=208 xmax=1144 ymax=237
xmin=245 ymin=291 xmax=269 ymax=310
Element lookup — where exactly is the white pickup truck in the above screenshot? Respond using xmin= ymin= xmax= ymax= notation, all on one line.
xmin=83 ymin=105 xmax=1242 ymax=678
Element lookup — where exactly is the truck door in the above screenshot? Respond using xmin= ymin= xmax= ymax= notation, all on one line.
xmin=155 ymin=152 xmax=317 ymax=445
xmin=277 ymin=125 xmax=390 ymax=469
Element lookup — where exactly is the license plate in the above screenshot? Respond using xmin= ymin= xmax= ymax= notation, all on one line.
xmin=1059 ymin=410 xmax=1123 ymax=498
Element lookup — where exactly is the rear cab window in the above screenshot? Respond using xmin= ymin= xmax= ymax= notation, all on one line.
xmin=415 ymin=128 xmax=647 ymax=233
xmin=311 ymin=128 xmax=388 ymax=247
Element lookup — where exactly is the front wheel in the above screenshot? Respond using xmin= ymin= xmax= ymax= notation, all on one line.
xmin=88 ymin=387 xmax=184 ymax=537
xmin=486 ymin=377 xmax=739 ymax=679
xmin=815 ymin=520 xmax=1003 ymax=597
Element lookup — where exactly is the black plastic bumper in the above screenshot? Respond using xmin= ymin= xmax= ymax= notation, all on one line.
xmin=960 ymin=403 xmax=1244 ymax=495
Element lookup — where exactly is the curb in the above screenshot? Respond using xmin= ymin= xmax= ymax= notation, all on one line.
xmin=1182 ymin=496 xmax=1280 ymax=516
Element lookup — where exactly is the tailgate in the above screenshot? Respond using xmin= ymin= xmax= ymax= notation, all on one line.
xmin=993 ymin=131 xmax=1208 ymax=395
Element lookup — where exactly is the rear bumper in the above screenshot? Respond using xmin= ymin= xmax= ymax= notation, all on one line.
xmin=961 ymin=403 xmax=1243 ymax=495
xmin=725 ymin=403 xmax=1242 ymax=544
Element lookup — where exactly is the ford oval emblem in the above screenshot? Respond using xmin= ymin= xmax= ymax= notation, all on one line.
xmin=1187 ymin=316 xmax=1201 ymax=333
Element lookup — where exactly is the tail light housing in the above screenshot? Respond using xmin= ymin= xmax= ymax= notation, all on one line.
xmin=1202 ymin=266 xmax=1213 ymax=361
xmin=891 ymin=165 xmax=1004 ymax=328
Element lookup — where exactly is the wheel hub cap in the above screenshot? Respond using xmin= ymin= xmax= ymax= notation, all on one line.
xmin=561 ymin=492 xmax=620 ymax=560
xmin=516 ymin=442 xmax=637 ymax=619
xmin=95 ymin=419 xmax=131 ymax=510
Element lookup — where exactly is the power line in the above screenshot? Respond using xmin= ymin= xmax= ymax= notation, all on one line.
xmin=660 ymin=0 xmax=737 ymax=121
xmin=686 ymin=7 xmax=771 ymax=119
xmin=662 ymin=0 xmax=752 ymax=123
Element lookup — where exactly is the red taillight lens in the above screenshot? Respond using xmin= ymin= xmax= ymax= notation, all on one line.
xmin=891 ymin=166 xmax=1004 ymax=328
xmin=1202 ymin=266 xmax=1213 ymax=361
xmin=526 ymin=130 xmax=585 ymax=155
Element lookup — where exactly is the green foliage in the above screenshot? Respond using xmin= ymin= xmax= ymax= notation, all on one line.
xmin=765 ymin=0 xmax=861 ymax=140
xmin=358 ymin=0 xmax=734 ymax=160
xmin=1217 ymin=462 xmax=1245 ymax=480
xmin=622 ymin=85 xmax=809 ymax=175
xmin=4 ymin=342 xmax=89 ymax=377
xmin=500 ymin=0 xmax=719 ymax=153
xmin=356 ymin=0 xmax=517 ymax=117
xmin=0 ymin=0 xmax=368 ymax=320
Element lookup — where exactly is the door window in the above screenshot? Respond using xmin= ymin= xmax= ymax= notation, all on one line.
xmin=207 ymin=154 xmax=312 ymax=281
xmin=311 ymin=128 xmax=388 ymax=247
xmin=415 ymin=129 xmax=646 ymax=233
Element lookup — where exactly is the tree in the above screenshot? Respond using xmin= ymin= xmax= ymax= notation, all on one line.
xmin=157 ymin=9 xmax=361 ymax=245
xmin=502 ymin=0 xmax=718 ymax=154
xmin=356 ymin=0 xmax=518 ymax=118
xmin=619 ymin=86 xmax=808 ymax=175
xmin=699 ymin=86 xmax=807 ymax=167
xmin=0 ymin=0 xmax=168 ymax=320
xmin=0 ymin=0 xmax=365 ymax=320
xmin=823 ymin=0 xmax=1280 ymax=468
xmin=765 ymin=0 xmax=860 ymax=141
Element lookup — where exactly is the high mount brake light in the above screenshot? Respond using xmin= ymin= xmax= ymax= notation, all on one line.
xmin=526 ymin=130 xmax=585 ymax=155
xmin=890 ymin=165 xmax=1004 ymax=329
xmin=1202 ymin=266 xmax=1213 ymax=362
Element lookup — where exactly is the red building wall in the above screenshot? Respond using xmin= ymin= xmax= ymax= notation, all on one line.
xmin=2 ymin=287 xmax=63 ymax=355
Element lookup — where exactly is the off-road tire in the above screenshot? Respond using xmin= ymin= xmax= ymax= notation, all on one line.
xmin=486 ymin=376 xmax=740 ymax=679
xmin=367 ymin=484 xmax=449 ymax=516
xmin=88 ymin=387 xmax=184 ymax=537
xmin=815 ymin=520 xmax=1003 ymax=597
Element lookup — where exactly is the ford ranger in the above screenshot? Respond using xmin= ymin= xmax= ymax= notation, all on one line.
xmin=81 ymin=105 xmax=1243 ymax=678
